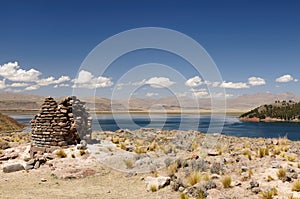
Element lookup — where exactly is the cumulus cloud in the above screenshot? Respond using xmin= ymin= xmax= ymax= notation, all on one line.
xmin=220 ymin=81 xmax=249 ymax=89
xmin=37 ymin=75 xmax=70 ymax=86
xmin=0 ymin=62 xmax=41 ymax=82
xmin=25 ymin=84 xmax=40 ymax=91
xmin=146 ymin=92 xmax=158 ymax=97
xmin=0 ymin=62 xmax=72 ymax=92
xmin=9 ymin=82 xmax=29 ymax=87
xmin=190 ymin=88 xmax=208 ymax=97
xmin=248 ymin=77 xmax=266 ymax=86
xmin=185 ymin=76 xmax=203 ymax=87
xmin=145 ymin=77 xmax=175 ymax=88
xmin=275 ymin=74 xmax=295 ymax=83
xmin=72 ymin=70 xmax=113 ymax=88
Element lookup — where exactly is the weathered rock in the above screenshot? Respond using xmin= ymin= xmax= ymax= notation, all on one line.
xmin=207 ymin=150 xmax=219 ymax=156
xmin=0 ymin=141 xmax=10 ymax=150
xmin=3 ymin=164 xmax=25 ymax=173
xmin=145 ymin=176 xmax=170 ymax=191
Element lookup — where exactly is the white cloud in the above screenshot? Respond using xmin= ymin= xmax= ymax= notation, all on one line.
xmin=53 ymin=83 xmax=69 ymax=88
xmin=275 ymin=74 xmax=294 ymax=83
xmin=131 ymin=79 xmax=146 ymax=86
xmin=37 ymin=75 xmax=70 ymax=86
xmin=185 ymin=76 xmax=203 ymax=87
xmin=73 ymin=70 xmax=113 ymax=88
xmin=0 ymin=62 xmax=41 ymax=82
xmin=0 ymin=79 xmax=6 ymax=89
xmin=220 ymin=81 xmax=249 ymax=89
xmin=9 ymin=82 xmax=29 ymax=87
xmin=248 ymin=77 xmax=266 ymax=86
xmin=25 ymin=85 xmax=40 ymax=91
xmin=146 ymin=92 xmax=158 ymax=97
xmin=190 ymin=88 xmax=208 ymax=97
xmin=145 ymin=77 xmax=175 ymax=88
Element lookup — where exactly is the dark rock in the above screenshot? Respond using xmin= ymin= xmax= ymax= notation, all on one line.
xmin=3 ymin=164 xmax=25 ymax=173
xmin=250 ymin=180 xmax=259 ymax=188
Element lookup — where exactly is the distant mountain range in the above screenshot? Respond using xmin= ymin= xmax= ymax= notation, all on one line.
xmin=1 ymin=91 xmax=300 ymax=113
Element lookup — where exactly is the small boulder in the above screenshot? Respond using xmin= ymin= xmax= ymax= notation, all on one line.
xmin=3 ymin=164 xmax=25 ymax=173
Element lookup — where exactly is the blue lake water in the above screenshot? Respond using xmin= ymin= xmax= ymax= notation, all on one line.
xmin=12 ymin=114 xmax=300 ymax=141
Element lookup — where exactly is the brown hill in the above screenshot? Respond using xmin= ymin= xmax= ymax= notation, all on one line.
xmin=0 ymin=112 xmax=26 ymax=131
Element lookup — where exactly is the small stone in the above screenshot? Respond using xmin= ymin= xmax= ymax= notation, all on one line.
xmin=251 ymin=187 xmax=261 ymax=194
xmin=241 ymin=166 xmax=248 ymax=172
xmin=250 ymin=180 xmax=259 ymax=188
xmin=34 ymin=161 xmax=40 ymax=169
xmin=41 ymin=178 xmax=47 ymax=182
xmin=207 ymin=150 xmax=219 ymax=156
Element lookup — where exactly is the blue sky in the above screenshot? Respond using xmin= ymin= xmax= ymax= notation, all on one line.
xmin=0 ymin=0 xmax=299 ymax=98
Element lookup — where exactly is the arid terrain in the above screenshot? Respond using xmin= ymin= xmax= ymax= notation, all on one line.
xmin=2 ymin=129 xmax=300 ymax=199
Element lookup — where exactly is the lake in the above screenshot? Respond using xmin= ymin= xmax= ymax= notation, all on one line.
xmin=12 ymin=114 xmax=300 ymax=141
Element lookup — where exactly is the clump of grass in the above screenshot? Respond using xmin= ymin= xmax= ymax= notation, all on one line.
xmin=221 ymin=176 xmax=232 ymax=188
xmin=56 ymin=149 xmax=67 ymax=158
xmin=287 ymin=155 xmax=297 ymax=162
xmin=136 ymin=139 xmax=144 ymax=146
xmin=278 ymin=135 xmax=288 ymax=145
xmin=120 ymin=142 xmax=126 ymax=150
xmin=273 ymin=146 xmax=281 ymax=155
xmin=180 ymin=193 xmax=189 ymax=199
xmin=134 ymin=146 xmax=147 ymax=154
xmin=202 ymin=173 xmax=211 ymax=181
xmin=149 ymin=140 xmax=159 ymax=151
xmin=248 ymin=169 xmax=253 ymax=178
xmin=187 ymin=171 xmax=201 ymax=186
xmin=265 ymin=147 xmax=270 ymax=156
xmin=258 ymin=147 xmax=266 ymax=158
xmin=191 ymin=141 xmax=199 ymax=151
xmin=266 ymin=175 xmax=274 ymax=182
xmin=167 ymin=162 xmax=178 ymax=176
xmin=298 ymin=162 xmax=300 ymax=169
xmin=261 ymin=187 xmax=278 ymax=199
xmin=124 ymin=159 xmax=135 ymax=169
xmin=79 ymin=150 xmax=86 ymax=156
xmin=277 ymin=168 xmax=286 ymax=181
xmin=150 ymin=185 xmax=157 ymax=192
xmin=243 ymin=149 xmax=251 ymax=156
xmin=112 ymin=136 xmax=120 ymax=144
xmin=292 ymin=180 xmax=300 ymax=192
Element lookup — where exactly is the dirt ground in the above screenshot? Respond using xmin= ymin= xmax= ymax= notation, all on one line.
xmin=0 ymin=163 xmax=176 ymax=199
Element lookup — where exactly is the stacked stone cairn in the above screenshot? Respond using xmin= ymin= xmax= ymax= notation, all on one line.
xmin=30 ymin=96 xmax=92 ymax=156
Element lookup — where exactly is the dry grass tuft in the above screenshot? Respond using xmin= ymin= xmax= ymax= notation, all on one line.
xmin=277 ymin=168 xmax=286 ymax=181
xmin=187 ymin=171 xmax=201 ymax=186
xmin=56 ymin=149 xmax=67 ymax=158
xmin=221 ymin=176 xmax=232 ymax=188
xmin=292 ymin=180 xmax=300 ymax=192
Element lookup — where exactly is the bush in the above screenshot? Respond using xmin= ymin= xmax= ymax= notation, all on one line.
xmin=210 ymin=162 xmax=222 ymax=174
xmin=191 ymin=159 xmax=209 ymax=172
xmin=124 ymin=159 xmax=135 ymax=169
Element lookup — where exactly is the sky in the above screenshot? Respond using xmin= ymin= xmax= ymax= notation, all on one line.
xmin=0 ymin=0 xmax=299 ymax=99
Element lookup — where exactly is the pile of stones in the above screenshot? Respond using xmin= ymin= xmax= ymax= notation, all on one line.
xmin=30 ymin=96 xmax=92 ymax=156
